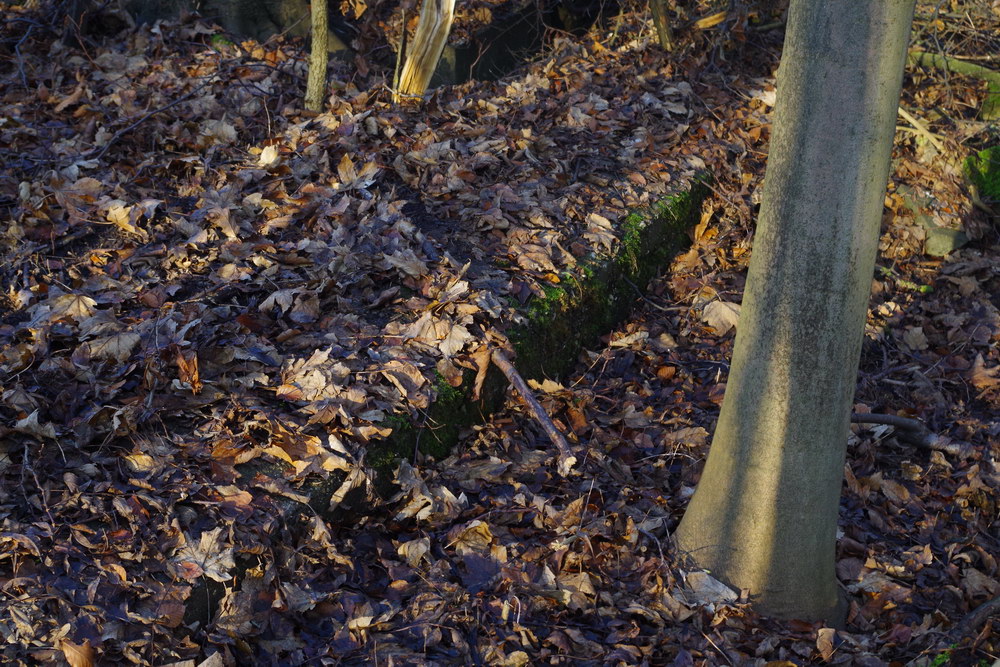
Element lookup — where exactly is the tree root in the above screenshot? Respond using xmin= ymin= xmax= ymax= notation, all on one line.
xmin=850 ymin=413 xmax=972 ymax=457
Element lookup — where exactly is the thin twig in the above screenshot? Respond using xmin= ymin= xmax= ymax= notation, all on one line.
xmin=491 ymin=347 xmax=577 ymax=476
xmin=623 ymin=276 xmax=687 ymax=312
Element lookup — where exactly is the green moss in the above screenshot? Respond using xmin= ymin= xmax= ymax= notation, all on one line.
xmin=965 ymin=146 xmax=1000 ymax=203
xmin=210 ymin=34 xmax=236 ymax=51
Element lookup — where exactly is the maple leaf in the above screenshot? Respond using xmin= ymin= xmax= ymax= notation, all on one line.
xmin=78 ymin=331 xmax=141 ymax=363
xmin=47 ymin=293 xmax=97 ymax=322
xmin=170 ymin=527 xmax=235 ymax=582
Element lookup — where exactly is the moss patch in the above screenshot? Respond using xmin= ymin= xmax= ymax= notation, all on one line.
xmin=966 ymin=146 xmax=1000 ymax=204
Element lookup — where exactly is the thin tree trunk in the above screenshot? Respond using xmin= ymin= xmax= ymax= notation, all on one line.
xmin=393 ymin=0 xmax=455 ymax=102
xmin=649 ymin=0 xmax=674 ymax=50
xmin=673 ymin=0 xmax=916 ymax=622
xmin=305 ymin=0 xmax=329 ymax=112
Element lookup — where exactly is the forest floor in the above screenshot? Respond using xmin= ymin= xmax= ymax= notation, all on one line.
xmin=1 ymin=1 xmax=999 ymax=665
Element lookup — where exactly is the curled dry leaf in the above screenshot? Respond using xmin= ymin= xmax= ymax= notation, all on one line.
xmin=701 ymin=300 xmax=741 ymax=336
xmin=59 ymin=638 xmax=95 ymax=667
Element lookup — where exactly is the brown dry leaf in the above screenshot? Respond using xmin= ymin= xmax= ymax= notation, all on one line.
xmin=52 ymin=83 xmax=86 ymax=112
xmin=105 ymin=200 xmax=148 ymax=239
xmin=174 ymin=348 xmax=202 ymax=394
xmin=289 ymin=291 xmax=320 ymax=323
xmin=59 ymin=638 xmax=94 ymax=667
xmin=969 ymin=354 xmax=1000 ymax=393
xmin=337 ymin=153 xmax=357 ymax=184
xmin=383 ymin=249 xmax=428 ymax=278
xmin=258 ymin=144 xmax=280 ymax=167
xmin=0 ymin=532 xmax=41 ymax=557
xmin=45 ymin=294 xmax=97 ymax=323
xmin=279 ymin=349 xmax=351 ymax=402
xmin=14 ymin=410 xmax=57 ymax=440
xmin=880 ymin=479 xmax=911 ymax=505
xmin=815 ymin=627 xmax=836 ymax=661
xmin=470 ymin=343 xmax=492 ymax=400
xmin=527 ymin=378 xmax=565 ymax=393
xmin=694 ymin=11 xmax=727 ymax=29
xmin=663 ymin=426 xmax=709 ymax=448
xmin=447 ymin=520 xmax=494 ymax=554
xmin=684 ymin=571 xmax=738 ymax=605
xmin=123 ymin=452 xmax=157 ymax=475
xmin=440 ymin=322 xmax=473 ymax=357
xmin=556 ymin=571 xmax=597 ymax=611
xmin=961 ymin=568 xmax=1000 ymax=598
xmin=565 ymin=405 xmax=589 ymax=434
xmin=435 ymin=356 xmax=464 ymax=387
xmin=609 ymin=330 xmax=649 ymax=348
xmin=381 ymin=359 xmax=429 ymax=409
xmin=702 ymin=300 xmax=741 ymax=336
xmin=87 ymin=331 xmax=140 ymax=363
xmin=584 ymin=212 xmax=616 ymax=253
xmin=397 ymin=537 xmax=431 ymax=566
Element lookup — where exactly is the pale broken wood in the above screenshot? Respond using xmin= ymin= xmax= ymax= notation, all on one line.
xmin=491 ymin=347 xmax=577 ymax=476
xmin=393 ymin=0 xmax=455 ymax=102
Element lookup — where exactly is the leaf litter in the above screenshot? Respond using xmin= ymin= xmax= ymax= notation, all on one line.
xmin=1 ymin=0 xmax=999 ymax=664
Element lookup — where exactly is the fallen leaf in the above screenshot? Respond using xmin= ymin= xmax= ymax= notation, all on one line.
xmin=816 ymin=627 xmax=836 ymax=661
xmin=684 ymin=571 xmax=738 ymax=604
xmin=59 ymin=638 xmax=94 ymax=667
xmin=902 ymin=326 xmax=928 ymax=351
xmin=702 ymin=300 xmax=741 ymax=336
xmin=170 ymin=527 xmax=235 ymax=582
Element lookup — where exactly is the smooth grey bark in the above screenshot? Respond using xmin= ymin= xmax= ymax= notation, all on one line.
xmin=305 ymin=0 xmax=329 ymax=112
xmin=673 ymin=0 xmax=916 ymax=622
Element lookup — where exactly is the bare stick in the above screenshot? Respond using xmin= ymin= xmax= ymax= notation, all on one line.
xmin=491 ymin=348 xmax=577 ymax=476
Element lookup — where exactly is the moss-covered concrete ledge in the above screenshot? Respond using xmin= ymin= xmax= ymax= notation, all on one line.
xmin=184 ymin=175 xmax=709 ymax=626
xmin=237 ymin=174 xmax=710 ymax=508
xmin=239 ymin=175 xmax=709 ymax=513
xmin=365 ymin=173 xmax=710 ymax=487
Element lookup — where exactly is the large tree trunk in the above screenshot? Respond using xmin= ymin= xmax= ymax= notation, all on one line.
xmin=673 ymin=0 xmax=915 ymax=622
xmin=305 ymin=0 xmax=329 ymax=112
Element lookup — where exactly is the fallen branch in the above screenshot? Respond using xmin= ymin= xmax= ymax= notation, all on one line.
xmin=949 ymin=595 xmax=1000 ymax=642
xmin=850 ymin=413 xmax=971 ymax=457
xmin=491 ymin=347 xmax=577 ymax=476
xmin=908 ymin=50 xmax=1000 ymax=120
